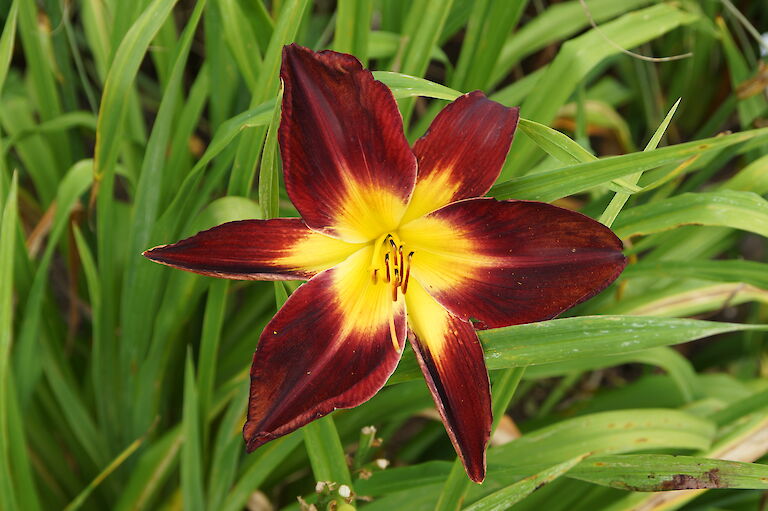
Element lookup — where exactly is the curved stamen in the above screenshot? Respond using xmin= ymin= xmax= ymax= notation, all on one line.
xmin=402 ymin=252 xmax=414 ymax=294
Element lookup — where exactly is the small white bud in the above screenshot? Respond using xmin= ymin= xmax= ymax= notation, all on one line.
xmin=375 ymin=458 xmax=390 ymax=469
xmin=338 ymin=484 xmax=351 ymax=498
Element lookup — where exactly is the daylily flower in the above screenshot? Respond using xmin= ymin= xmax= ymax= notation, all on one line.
xmin=144 ymin=44 xmax=626 ymax=483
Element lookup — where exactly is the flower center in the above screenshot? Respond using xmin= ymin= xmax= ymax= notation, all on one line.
xmin=369 ymin=233 xmax=414 ymax=354
xmin=369 ymin=232 xmax=414 ymax=299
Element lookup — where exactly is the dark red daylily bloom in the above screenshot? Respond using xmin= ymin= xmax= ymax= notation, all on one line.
xmin=144 ymin=44 xmax=626 ymax=483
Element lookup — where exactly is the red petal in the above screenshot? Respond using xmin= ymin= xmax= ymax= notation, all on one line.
xmin=401 ymin=92 xmax=519 ymax=223
xmin=143 ymin=218 xmax=362 ymax=280
xmin=244 ymin=247 xmax=406 ymax=450
xmin=280 ymin=44 xmax=417 ymax=242
xmin=400 ymin=198 xmax=626 ymax=329
xmin=405 ymin=280 xmax=491 ymax=483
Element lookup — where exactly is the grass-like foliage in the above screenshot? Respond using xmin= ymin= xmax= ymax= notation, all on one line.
xmin=1 ymin=1 xmax=767 ymax=510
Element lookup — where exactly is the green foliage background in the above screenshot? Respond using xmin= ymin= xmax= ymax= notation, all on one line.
xmin=1 ymin=0 xmax=767 ymax=509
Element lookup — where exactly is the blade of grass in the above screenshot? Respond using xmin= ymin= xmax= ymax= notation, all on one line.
xmin=181 ymin=350 xmax=205 ymax=511
xmin=228 ymin=0 xmax=310 ymax=197
xmin=490 ymin=127 xmax=768 ymax=202
xmin=394 ymin=0 xmax=454 ymax=125
xmin=92 ymin=0 xmax=179 ymax=446
xmin=119 ymin=0 xmax=206 ymax=443
xmin=599 ymin=98 xmax=681 ymax=227
xmin=257 ymin=86 xmax=283 ymax=220
xmin=114 ymin=429 xmax=183 ymax=511
xmin=304 ymin=416 xmax=353 ymax=485
xmin=220 ymin=433 xmax=303 ymax=511
xmin=63 ymin=427 xmax=151 ymax=511
xmin=489 ymin=0 xmax=654 ymax=87
xmin=217 ymin=0 xmax=262 ymax=91
xmin=451 ymin=0 xmax=526 ymax=92
xmin=198 ymin=280 xmax=228 ymax=433
xmin=333 ymin=0 xmax=373 ymax=64
xmin=17 ymin=0 xmax=70 ymax=172
xmin=0 ymin=173 xmax=19 ymax=511
xmin=15 ymin=159 xmax=92 ymax=406
xmin=612 ymin=190 xmax=768 ymax=239
xmin=621 ymin=259 xmax=768 ymax=289
xmin=502 ymin=3 xmax=697 ymax=178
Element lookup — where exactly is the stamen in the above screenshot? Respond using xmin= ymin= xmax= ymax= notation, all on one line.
xmin=384 ymin=253 xmax=391 ymax=282
xmin=398 ymin=245 xmax=404 ymax=274
xmin=402 ymin=252 xmax=414 ymax=294
xmin=388 ymin=306 xmax=400 ymax=353
xmin=392 ymin=269 xmax=399 ymax=301
xmin=371 ymin=268 xmax=378 ymax=284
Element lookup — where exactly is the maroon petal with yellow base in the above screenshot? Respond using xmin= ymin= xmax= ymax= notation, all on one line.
xmin=244 ymin=247 xmax=406 ymax=450
xmin=401 ymin=92 xmax=519 ymax=223
xmin=400 ymin=198 xmax=626 ymax=329
xmin=405 ymin=280 xmax=491 ymax=483
xmin=280 ymin=44 xmax=417 ymax=242
xmin=143 ymin=218 xmax=362 ymax=280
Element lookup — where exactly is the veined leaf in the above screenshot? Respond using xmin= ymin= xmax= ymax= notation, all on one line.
xmin=569 ymin=454 xmax=768 ymax=491
xmin=613 ymin=191 xmax=768 ymax=239
xmin=390 ymin=316 xmax=766 ymax=384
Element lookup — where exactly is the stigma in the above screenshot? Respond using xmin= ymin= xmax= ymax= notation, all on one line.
xmin=370 ymin=233 xmax=414 ymax=300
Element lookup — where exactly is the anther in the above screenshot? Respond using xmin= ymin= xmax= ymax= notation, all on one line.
xmin=384 ymin=253 xmax=391 ymax=282
xmin=392 ymin=272 xmax=399 ymax=302
xmin=398 ymin=245 xmax=404 ymax=273
xmin=371 ymin=268 xmax=378 ymax=284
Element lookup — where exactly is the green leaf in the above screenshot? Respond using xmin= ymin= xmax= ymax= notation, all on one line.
xmin=600 ymin=98 xmax=682 ymax=226
xmin=525 ymin=347 xmax=699 ymax=402
xmin=119 ymin=0 xmax=207 ymax=441
xmin=490 ymin=0 xmax=654 ymax=86
xmin=517 ymin=117 xmax=597 ymax=166
xmin=390 ymin=316 xmax=766 ymax=384
xmin=181 ymin=350 xmax=205 ymax=511
xmin=395 ymin=0 xmax=455 ymax=126
xmin=464 ymin=455 xmax=587 ymax=511
xmin=374 ymin=71 xmax=462 ymax=101
xmin=15 ymin=160 xmax=92 ymax=405
xmin=220 ymin=434 xmax=303 ymax=511
xmin=613 ymin=191 xmax=768 ymax=239
xmin=93 ymin=0 xmax=179 ymax=444
xmin=257 ymin=85 xmax=283 ymax=220
xmin=621 ymin=259 xmax=768 ymax=289
xmin=569 ymin=454 xmax=768 ymax=491
xmin=304 ymin=416 xmax=353 ymax=486
xmin=228 ymin=0 xmax=309 ymax=196
xmin=488 ymin=409 xmax=715 ymax=471
xmin=0 ymin=173 xmax=19 ymax=511
xmin=490 ymin=127 xmax=768 ymax=202
xmin=503 ymin=3 xmax=697 ymax=177
xmin=114 ymin=429 xmax=183 ymax=511
xmin=334 ymin=0 xmax=373 ymax=64
xmin=217 ymin=0 xmax=262 ymax=90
